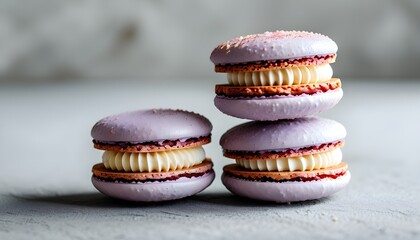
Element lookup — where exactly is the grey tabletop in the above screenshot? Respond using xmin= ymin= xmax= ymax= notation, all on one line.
xmin=0 ymin=79 xmax=419 ymax=240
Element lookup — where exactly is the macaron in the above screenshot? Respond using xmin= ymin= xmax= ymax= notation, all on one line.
xmin=210 ymin=30 xmax=342 ymax=121
xmin=220 ymin=117 xmax=350 ymax=203
xmin=90 ymin=109 xmax=215 ymax=202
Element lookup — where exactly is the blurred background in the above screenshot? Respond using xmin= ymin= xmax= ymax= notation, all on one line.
xmin=0 ymin=0 xmax=419 ymax=82
xmin=1 ymin=1 xmax=420 ymax=238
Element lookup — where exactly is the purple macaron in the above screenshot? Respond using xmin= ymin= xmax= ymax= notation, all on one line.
xmin=91 ymin=109 xmax=215 ymax=202
xmin=210 ymin=30 xmax=342 ymax=120
xmin=220 ymin=117 xmax=350 ymax=203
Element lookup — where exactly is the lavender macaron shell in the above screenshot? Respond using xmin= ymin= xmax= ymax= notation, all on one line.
xmin=222 ymin=171 xmax=350 ymax=203
xmin=220 ymin=117 xmax=346 ymax=151
xmin=91 ymin=109 xmax=212 ymax=142
xmin=210 ymin=31 xmax=337 ymax=65
xmin=215 ymin=88 xmax=342 ymax=121
xmin=92 ymin=171 xmax=215 ymax=202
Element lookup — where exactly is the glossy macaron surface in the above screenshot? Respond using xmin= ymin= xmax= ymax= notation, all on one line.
xmin=214 ymin=89 xmax=343 ymax=121
xmin=222 ymin=171 xmax=350 ymax=203
xmin=92 ymin=171 xmax=215 ymax=202
xmin=91 ymin=109 xmax=212 ymax=143
xmin=220 ymin=117 xmax=346 ymax=151
xmin=210 ymin=31 xmax=337 ymax=65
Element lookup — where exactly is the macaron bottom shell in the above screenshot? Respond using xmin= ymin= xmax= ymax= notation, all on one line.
xmin=222 ymin=171 xmax=350 ymax=203
xmin=214 ymin=88 xmax=343 ymax=121
xmin=92 ymin=170 xmax=215 ymax=202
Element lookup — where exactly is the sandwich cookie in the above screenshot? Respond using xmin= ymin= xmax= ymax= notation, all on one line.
xmin=220 ymin=117 xmax=350 ymax=202
xmin=210 ymin=30 xmax=342 ymax=120
xmin=91 ymin=109 xmax=215 ymax=202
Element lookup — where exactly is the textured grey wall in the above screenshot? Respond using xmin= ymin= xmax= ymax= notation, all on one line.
xmin=0 ymin=0 xmax=419 ymax=82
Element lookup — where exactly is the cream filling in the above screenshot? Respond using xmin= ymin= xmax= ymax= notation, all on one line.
xmin=227 ymin=63 xmax=333 ymax=86
xmin=235 ymin=148 xmax=342 ymax=172
xmin=102 ymin=146 xmax=206 ymax=172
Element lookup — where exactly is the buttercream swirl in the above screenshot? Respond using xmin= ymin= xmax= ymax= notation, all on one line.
xmin=227 ymin=63 xmax=332 ymax=86
xmin=102 ymin=146 xmax=205 ymax=172
xmin=235 ymin=148 xmax=342 ymax=172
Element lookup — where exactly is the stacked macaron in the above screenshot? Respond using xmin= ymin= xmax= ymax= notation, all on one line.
xmin=211 ymin=30 xmax=342 ymax=121
xmin=90 ymin=109 xmax=215 ymax=202
xmin=220 ymin=117 xmax=349 ymax=202
xmin=210 ymin=31 xmax=350 ymax=202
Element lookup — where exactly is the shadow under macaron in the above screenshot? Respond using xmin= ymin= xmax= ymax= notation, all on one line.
xmin=10 ymin=192 xmax=190 ymax=208
xmin=10 ymin=190 xmax=336 ymax=209
xmin=192 ymin=191 xmax=333 ymax=207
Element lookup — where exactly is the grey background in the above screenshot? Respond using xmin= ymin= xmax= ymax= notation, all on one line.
xmin=1 ymin=1 xmax=420 ymax=239
xmin=0 ymin=0 xmax=420 ymax=82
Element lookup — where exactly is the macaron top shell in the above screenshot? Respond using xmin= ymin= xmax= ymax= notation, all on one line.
xmin=210 ymin=31 xmax=337 ymax=65
xmin=220 ymin=117 xmax=346 ymax=151
xmin=91 ymin=109 xmax=212 ymax=143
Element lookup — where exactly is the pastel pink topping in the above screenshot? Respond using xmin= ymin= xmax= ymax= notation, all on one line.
xmin=220 ymin=117 xmax=346 ymax=151
xmin=91 ymin=109 xmax=212 ymax=143
xmin=210 ymin=31 xmax=337 ymax=65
